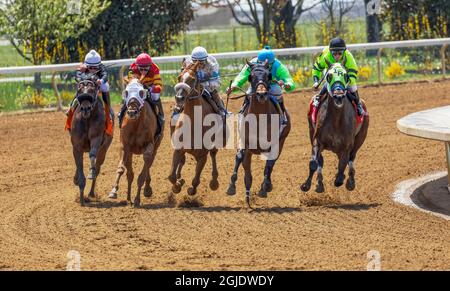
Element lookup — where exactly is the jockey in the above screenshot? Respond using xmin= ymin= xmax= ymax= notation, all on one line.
xmin=68 ymin=50 xmax=112 ymax=115
xmin=226 ymin=45 xmax=295 ymax=124
xmin=177 ymin=46 xmax=227 ymax=117
xmin=311 ymin=37 xmax=364 ymax=117
xmin=119 ymin=53 xmax=164 ymax=131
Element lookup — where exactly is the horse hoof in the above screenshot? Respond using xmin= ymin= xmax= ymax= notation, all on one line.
xmin=88 ymin=192 xmax=96 ymax=198
xmin=258 ymin=189 xmax=267 ymax=198
xmin=187 ymin=187 xmax=197 ymax=196
xmin=300 ymin=183 xmax=311 ymax=192
xmin=334 ymin=174 xmax=345 ymax=187
xmin=144 ymin=186 xmax=153 ymax=198
xmin=261 ymin=181 xmax=273 ymax=193
xmin=133 ymin=200 xmax=141 ymax=208
xmin=108 ymin=192 xmax=117 ymax=199
xmin=209 ymin=179 xmax=219 ymax=191
xmin=172 ymin=184 xmax=182 ymax=194
xmin=315 ymin=183 xmax=325 ymax=193
xmin=226 ymin=184 xmax=236 ymax=196
xmin=178 ymin=179 xmax=185 ymax=187
xmin=346 ymin=179 xmax=355 ymax=191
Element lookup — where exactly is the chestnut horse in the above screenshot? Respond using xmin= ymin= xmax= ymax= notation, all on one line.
xmin=227 ymin=61 xmax=291 ymax=207
xmin=109 ymin=78 xmax=162 ymax=207
xmin=300 ymin=63 xmax=369 ymax=193
xmin=70 ymin=79 xmax=113 ymax=206
xmin=168 ymin=61 xmax=226 ymax=196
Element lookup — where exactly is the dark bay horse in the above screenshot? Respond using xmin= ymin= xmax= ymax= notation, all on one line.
xmin=70 ymin=79 xmax=113 ymax=206
xmin=227 ymin=60 xmax=291 ymax=207
xmin=300 ymin=63 xmax=369 ymax=193
xmin=108 ymin=78 xmax=161 ymax=207
xmin=168 ymin=61 xmax=226 ymax=196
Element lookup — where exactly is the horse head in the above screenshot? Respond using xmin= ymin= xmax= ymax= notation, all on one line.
xmin=123 ymin=78 xmax=147 ymax=120
xmin=173 ymin=60 xmax=202 ymax=110
xmin=76 ymin=79 xmax=98 ymax=119
xmin=247 ymin=59 xmax=271 ymax=103
xmin=325 ymin=63 xmax=350 ymax=109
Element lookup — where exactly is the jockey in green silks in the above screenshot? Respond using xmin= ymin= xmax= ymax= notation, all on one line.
xmin=227 ymin=45 xmax=296 ymax=124
xmin=311 ymin=37 xmax=364 ymax=118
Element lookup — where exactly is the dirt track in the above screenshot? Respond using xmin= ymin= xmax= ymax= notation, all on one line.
xmin=1 ymin=80 xmax=450 ymax=270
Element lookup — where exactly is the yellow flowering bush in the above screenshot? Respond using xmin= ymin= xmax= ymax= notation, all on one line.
xmin=385 ymin=61 xmax=405 ymax=79
xmin=358 ymin=65 xmax=372 ymax=81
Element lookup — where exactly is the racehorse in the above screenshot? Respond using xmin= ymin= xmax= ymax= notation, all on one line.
xmin=226 ymin=60 xmax=291 ymax=207
xmin=108 ymin=78 xmax=162 ymax=207
xmin=69 ymin=79 xmax=113 ymax=206
xmin=300 ymin=63 xmax=369 ymax=193
xmin=168 ymin=61 xmax=225 ymax=196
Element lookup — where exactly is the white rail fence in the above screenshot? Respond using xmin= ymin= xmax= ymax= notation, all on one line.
xmin=1 ymin=38 xmax=449 ymax=111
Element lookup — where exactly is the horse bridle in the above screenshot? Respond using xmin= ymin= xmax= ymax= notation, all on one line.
xmin=77 ymin=79 xmax=99 ymax=110
xmin=175 ymin=68 xmax=202 ymax=106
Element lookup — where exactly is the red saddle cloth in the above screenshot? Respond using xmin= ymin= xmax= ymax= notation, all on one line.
xmin=308 ymin=97 xmax=365 ymax=125
xmin=65 ymin=104 xmax=113 ymax=136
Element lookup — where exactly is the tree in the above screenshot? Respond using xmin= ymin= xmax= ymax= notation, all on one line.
xmin=225 ymin=0 xmax=274 ymax=46
xmin=313 ymin=0 xmax=355 ymax=45
xmin=272 ymin=0 xmax=321 ymax=48
xmin=0 ymin=0 xmax=108 ymax=91
xmin=364 ymin=0 xmax=382 ymax=56
xmin=69 ymin=0 xmax=194 ymax=61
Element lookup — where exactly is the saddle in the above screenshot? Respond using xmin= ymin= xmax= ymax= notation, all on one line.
xmin=308 ymin=94 xmax=365 ymax=126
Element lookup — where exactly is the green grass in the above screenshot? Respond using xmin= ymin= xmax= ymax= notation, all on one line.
xmin=0 ymin=45 xmax=32 ymax=67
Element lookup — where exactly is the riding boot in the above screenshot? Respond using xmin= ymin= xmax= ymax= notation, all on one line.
xmin=349 ymin=90 xmax=364 ymax=116
xmin=274 ymin=99 xmax=287 ymax=125
xmin=154 ymin=99 xmax=165 ymax=137
xmin=118 ymin=102 xmax=127 ymax=128
xmin=211 ymin=90 xmax=229 ymax=117
xmin=102 ymin=91 xmax=114 ymax=118
xmin=279 ymin=101 xmax=288 ymax=125
xmin=311 ymin=94 xmax=321 ymax=124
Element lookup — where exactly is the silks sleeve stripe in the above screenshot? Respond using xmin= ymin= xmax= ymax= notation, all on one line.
xmin=347 ymin=68 xmax=358 ymax=74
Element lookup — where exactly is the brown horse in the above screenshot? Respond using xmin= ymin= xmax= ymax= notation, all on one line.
xmin=108 ymin=78 xmax=161 ymax=207
xmin=300 ymin=64 xmax=369 ymax=193
xmin=226 ymin=61 xmax=291 ymax=207
xmin=70 ymin=79 xmax=113 ymax=206
xmin=168 ymin=61 xmax=225 ymax=196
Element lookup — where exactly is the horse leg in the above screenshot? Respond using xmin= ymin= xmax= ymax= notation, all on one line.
xmin=335 ymin=151 xmax=349 ymax=187
xmin=135 ymin=144 xmax=154 ymax=207
xmin=169 ymin=149 xmax=184 ymax=193
xmin=346 ymin=151 xmax=357 ymax=191
xmin=88 ymin=145 xmax=107 ymax=198
xmin=300 ymin=142 xmax=319 ymax=192
xmin=109 ymin=146 xmax=126 ymax=199
xmin=188 ymin=154 xmax=208 ymax=196
xmin=242 ymin=151 xmax=253 ymax=207
xmin=126 ymin=154 xmax=134 ymax=205
xmin=175 ymin=153 xmax=186 ymax=188
xmin=209 ymin=149 xmax=219 ymax=190
xmin=316 ymin=153 xmax=325 ymax=193
xmin=259 ymin=159 xmax=276 ymax=198
xmin=73 ymin=148 xmax=86 ymax=206
xmin=73 ymin=169 xmax=79 ymax=186
xmin=87 ymin=137 xmax=102 ymax=180
xmin=227 ymin=149 xmax=245 ymax=196
xmin=144 ymin=148 xmax=158 ymax=198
